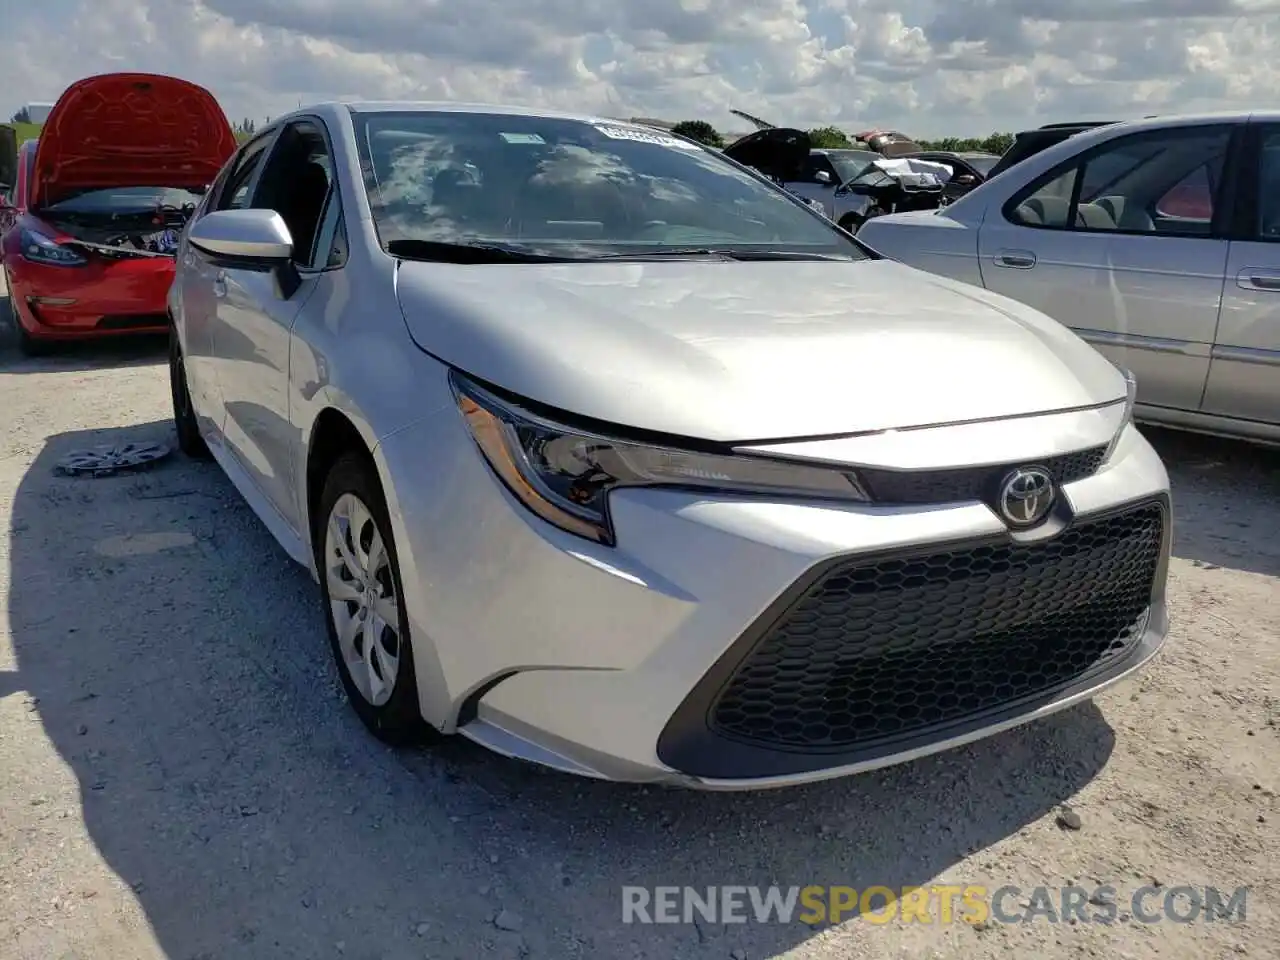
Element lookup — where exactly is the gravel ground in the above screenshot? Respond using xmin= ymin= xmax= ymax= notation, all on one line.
xmin=1 ymin=277 xmax=1278 ymax=960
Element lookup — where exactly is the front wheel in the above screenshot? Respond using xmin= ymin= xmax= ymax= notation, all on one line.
xmin=169 ymin=327 xmax=210 ymax=458
xmin=15 ymin=321 xmax=53 ymax=357
xmin=315 ymin=453 xmax=431 ymax=745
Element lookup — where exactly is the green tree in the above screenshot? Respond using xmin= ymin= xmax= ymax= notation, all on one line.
xmin=808 ymin=126 xmax=851 ymax=149
xmin=670 ymin=120 xmax=723 ymax=148
xmin=979 ymin=132 xmax=1014 ymax=155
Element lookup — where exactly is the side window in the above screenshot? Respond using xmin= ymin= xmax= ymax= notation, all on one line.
xmin=1008 ymin=169 xmax=1076 ymax=228
xmin=217 ymin=134 xmax=273 ymax=211
xmin=802 ymin=155 xmax=837 ymax=184
xmin=1006 ymin=126 xmax=1231 ymax=236
xmin=249 ymin=120 xmax=335 ymax=268
xmin=1255 ymin=133 xmax=1280 ymax=240
xmin=1155 ymin=164 xmax=1213 ymax=220
xmin=311 ymin=188 xmax=348 ymax=269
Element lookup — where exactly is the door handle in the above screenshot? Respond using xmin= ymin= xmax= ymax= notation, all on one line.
xmin=212 ymin=271 xmax=228 ymax=298
xmin=995 ymin=249 xmax=1036 ymax=269
xmin=1237 ymin=268 xmax=1280 ymax=292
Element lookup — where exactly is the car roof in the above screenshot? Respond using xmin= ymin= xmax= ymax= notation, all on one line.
xmin=341 ymin=101 xmax=620 ymax=124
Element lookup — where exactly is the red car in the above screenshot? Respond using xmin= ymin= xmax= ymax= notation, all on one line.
xmin=0 ymin=73 xmax=236 ymax=355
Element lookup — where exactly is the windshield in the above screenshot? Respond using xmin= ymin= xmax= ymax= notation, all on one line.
xmin=824 ymin=150 xmax=879 ymax=184
xmin=354 ymin=111 xmax=867 ymax=260
xmin=42 ymin=186 xmax=204 ymax=215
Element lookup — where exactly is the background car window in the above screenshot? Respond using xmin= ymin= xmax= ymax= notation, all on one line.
xmin=801 ymin=154 xmax=837 ymax=184
xmin=249 ymin=120 xmax=335 ymax=267
xmin=1007 ymin=127 xmax=1230 ymax=235
xmin=1256 ymin=136 xmax=1280 ymax=240
xmin=1008 ymin=170 xmax=1076 ymax=227
xmin=354 ymin=112 xmax=865 ymax=259
xmin=1155 ymin=164 xmax=1214 ymax=220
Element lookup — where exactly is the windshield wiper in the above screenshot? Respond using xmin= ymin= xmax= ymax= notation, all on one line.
xmin=588 ymin=248 xmax=856 ymax=262
xmin=386 ymin=239 xmax=575 ymax=264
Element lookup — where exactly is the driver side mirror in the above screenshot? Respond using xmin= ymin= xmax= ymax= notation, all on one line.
xmin=953 ymin=174 xmax=977 ymax=186
xmin=187 ymin=209 xmax=302 ymax=299
xmin=188 ymin=209 xmax=294 ymax=264
xmin=813 ymin=170 xmax=834 ymax=186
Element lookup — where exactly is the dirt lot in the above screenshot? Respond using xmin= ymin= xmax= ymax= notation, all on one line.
xmin=1 ymin=276 xmax=1278 ymax=960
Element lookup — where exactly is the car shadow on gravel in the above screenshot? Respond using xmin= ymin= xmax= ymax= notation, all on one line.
xmin=0 ymin=292 xmax=167 ymax=373
xmin=8 ymin=420 xmax=1123 ymax=960
xmin=1142 ymin=426 xmax=1280 ymax=578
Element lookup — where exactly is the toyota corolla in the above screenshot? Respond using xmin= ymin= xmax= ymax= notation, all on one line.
xmin=167 ymin=102 xmax=1171 ymax=789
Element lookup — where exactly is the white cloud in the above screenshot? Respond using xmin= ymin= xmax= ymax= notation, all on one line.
xmin=2 ymin=0 xmax=1278 ymax=138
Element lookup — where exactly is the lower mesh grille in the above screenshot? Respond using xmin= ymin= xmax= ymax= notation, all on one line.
xmin=96 ymin=313 xmax=168 ymax=331
xmin=710 ymin=502 xmax=1165 ymax=752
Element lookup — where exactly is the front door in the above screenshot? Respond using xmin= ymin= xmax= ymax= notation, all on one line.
xmin=182 ymin=131 xmax=277 ymax=443
xmin=210 ymin=119 xmax=336 ymax=533
xmin=1202 ymin=122 xmax=1280 ymax=429
xmin=976 ymin=123 xmax=1235 ymax=415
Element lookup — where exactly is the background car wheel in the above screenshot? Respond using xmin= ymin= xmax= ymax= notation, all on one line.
xmin=316 ymin=453 xmax=431 ymax=745
xmin=169 ymin=328 xmax=210 ymax=459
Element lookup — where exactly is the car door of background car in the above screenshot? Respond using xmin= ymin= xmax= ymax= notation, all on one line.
xmin=1202 ymin=121 xmax=1280 ymax=430
xmin=182 ymin=129 xmax=278 ymax=443
xmin=784 ymin=153 xmax=841 ymax=217
xmin=210 ymin=118 xmax=337 ymax=534
xmin=975 ymin=122 xmax=1237 ymax=415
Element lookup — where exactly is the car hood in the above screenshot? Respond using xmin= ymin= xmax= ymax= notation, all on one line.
xmin=30 ymin=73 xmax=237 ymax=209
xmin=395 ymin=257 xmax=1127 ymax=442
xmin=0 ymin=124 xmax=16 ymax=191
xmin=722 ymin=127 xmax=811 ymax=181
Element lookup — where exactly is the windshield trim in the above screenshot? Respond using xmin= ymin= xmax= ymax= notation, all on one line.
xmin=354 ymin=110 xmax=876 ymax=262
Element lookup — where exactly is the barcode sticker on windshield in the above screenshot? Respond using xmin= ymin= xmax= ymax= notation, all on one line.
xmin=500 ymin=132 xmax=545 ymax=144
xmin=594 ymin=125 xmax=701 ymax=149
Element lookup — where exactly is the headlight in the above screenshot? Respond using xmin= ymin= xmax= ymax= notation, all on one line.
xmin=451 ymin=372 xmax=869 ymax=545
xmin=19 ymin=227 xmax=87 ymax=266
xmin=1104 ymin=364 xmax=1138 ymax=462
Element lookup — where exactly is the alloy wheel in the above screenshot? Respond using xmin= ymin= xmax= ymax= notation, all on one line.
xmin=323 ymin=492 xmax=403 ymax=706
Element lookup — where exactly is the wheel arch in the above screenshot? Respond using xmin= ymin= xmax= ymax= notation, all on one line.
xmin=301 ymin=402 xmax=454 ymax=733
xmin=305 ymin=406 xmax=378 ymax=550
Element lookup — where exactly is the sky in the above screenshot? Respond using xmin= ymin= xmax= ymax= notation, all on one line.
xmin=1 ymin=0 xmax=1277 ymax=138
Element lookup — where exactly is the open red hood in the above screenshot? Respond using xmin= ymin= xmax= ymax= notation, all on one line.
xmin=30 ymin=72 xmax=237 ymax=209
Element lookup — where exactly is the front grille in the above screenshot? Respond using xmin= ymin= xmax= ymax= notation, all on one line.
xmin=96 ymin=313 xmax=168 ymax=331
xmin=710 ymin=502 xmax=1164 ymax=752
xmin=858 ymin=446 xmax=1107 ymax=505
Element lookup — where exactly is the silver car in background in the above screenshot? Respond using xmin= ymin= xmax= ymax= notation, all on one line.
xmin=858 ymin=112 xmax=1280 ymax=445
xmin=167 ymin=102 xmax=1171 ymax=789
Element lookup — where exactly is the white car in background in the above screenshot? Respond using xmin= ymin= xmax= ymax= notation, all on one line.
xmin=857 ymin=112 xmax=1280 ymax=445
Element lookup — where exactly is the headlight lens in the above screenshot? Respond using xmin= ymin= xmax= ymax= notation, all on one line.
xmin=451 ymin=372 xmax=869 ymax=544
xmin=19 ymin=227 xmax=87 ymax=266
xmin=1104 ymin=364 xmax=1138 ymax=461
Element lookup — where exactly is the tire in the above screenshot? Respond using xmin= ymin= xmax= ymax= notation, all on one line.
xmin=315 ymin=453 xmax=430 ymax=745
xmin=169 ymin=327 xmax=210 ymax=459
xmin=16 ymin=322 xmax=54 ymax=357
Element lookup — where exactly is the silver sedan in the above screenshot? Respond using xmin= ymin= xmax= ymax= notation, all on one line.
xmin=167 ymin=101 xmax=1171 ymax=789
xmin=857 ymin=111 xmax=1280 ymax=446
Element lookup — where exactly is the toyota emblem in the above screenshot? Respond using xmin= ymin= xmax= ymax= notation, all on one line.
xmin=998 ymin=467 xmax=1056 ymax=527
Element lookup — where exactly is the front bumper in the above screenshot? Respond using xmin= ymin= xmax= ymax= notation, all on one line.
xmin=6 ymin=255 xmax=173 ymax=339
xmin=376 ymin=411 xmax=1171 ymax=790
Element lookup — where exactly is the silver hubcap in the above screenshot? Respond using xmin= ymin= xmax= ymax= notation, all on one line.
xmin=324 ymin=493 xmax=401 ymax=707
